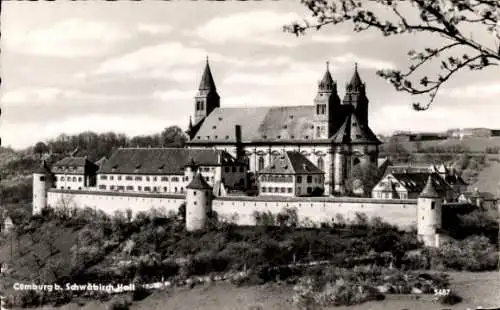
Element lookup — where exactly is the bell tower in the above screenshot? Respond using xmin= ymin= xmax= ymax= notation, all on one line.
xmin=343 ymin=63 xmax=369 ymax=126
xmin=194 ymin=57 xmax=220 ymax=124
xmin=313 ymin=62 xmax=341 ymax=139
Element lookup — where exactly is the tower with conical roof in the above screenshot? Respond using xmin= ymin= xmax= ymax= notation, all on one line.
xmin=417 ymin=175 xmax=443 ymax=247
xmin=32 ymin=160 xmax=54 ymax=215
xmin=343 ymin=63 xmax=369 ymax=126
xmin=313 ymin=61 xmax=341 ymax=140
xmin=185 ymin=172 xmax=213 ymax=231
xmin=194 ymin=57 xmax=220 ymax=124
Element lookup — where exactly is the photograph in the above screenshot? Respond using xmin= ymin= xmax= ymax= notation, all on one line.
xmin=0 ymin=0 xmax=499 ymax=309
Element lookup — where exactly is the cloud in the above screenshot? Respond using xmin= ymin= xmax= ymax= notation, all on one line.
xmin=441 ymin=83 xmax=500 ymax=98
xmin=5 ymin=19 xmax=131 ymax=57
xmin=332 ymin=53 xmax=396 ymax=70
xmin=2 ymin=114 xmax=176 ymax=149
xmin=137 ymin=23 xmax=173 ymax=35
xmin=152 ymin=90 xmax=194 ymax=101
xmin=1 ymin=86 xmax=141 ymax=106
xmin=310 ymin=34 xmax=353 ymax=43
xmin=192 ymin=10 xmax=303 ymax=46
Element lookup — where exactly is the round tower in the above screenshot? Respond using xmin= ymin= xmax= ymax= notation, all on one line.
xmin=417 ymin=176 xmax=443 ymax=247
xmin=333 ymin=145 xmax=346 ymax=194
xmin=32 ymin=160 xmax=53 ymax=215
xmin=185 ymin=172 xmax=213 ymax=231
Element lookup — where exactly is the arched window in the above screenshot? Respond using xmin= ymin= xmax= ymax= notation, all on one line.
xmin=280 ymin=175 xmax=286 ymax=182
xmin=258 ymin=156 xmax=265 ymax=171
xmin=317 ymin=157 xmax=324 ymax=171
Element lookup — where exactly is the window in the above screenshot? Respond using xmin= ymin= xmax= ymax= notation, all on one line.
xmin=175 ymin=187 xmax=178 ymax=193
xmin=193 ymin=191 xmax=196 ymax=196
xmin=231 ymin=167 xmax=236 ymax=173
xmin=297 ymin=176 xmax=302 ymax=183
xmin=307 ymin=176 xmax=312 ymax=183
xmin=317 ymin=157 xmax=324 ymax=171
xmin=137 ymin=186 xmax=142 ymax=191
xmin=307 ymin=187 xmax=312 ymax=194
xmin=61 ymin=177 xmax=65 ymax=181
xmin=135 ymin=176 xmax=142 ymax=181
xmin=200 ymin=101 xmax=204 ymax=110
xmin=274 ymin=187 xmax=279 ymax=192
xmin=100 ymin=175 xmax=108 ymax=180
xmin=99 ymin=185 xmax=106 ymax=190
xmin=40 ymin=176 xmax=46 ymax=181
xmin=258 ymin=157 xmax=265 ymax=171
xmin=144 ymin=186 xmax=151 ymax=191
xmin=431 ymin=201 xmax=435 ymax=210
xmin=110 ymin=176 xmax=114 ymax=180
xmin=163 ymin=186 xmax=167 ymax=192
xmin=316 ymin=126 xmax=321 ymax=137
xmin=161 ymin=177 xmax=168 ymax=181
xmin=146 ymin=176 xmax=150 ymax=181
xmin=110 ymin=185 xmax=115 ymax=190
xmin=287 ymin=188 xmax=292 ymax=193
xmin=262 ymin=187 xmax=267 ymax=193
xmin=118 ymin=186 xmax=125 ymax=190
xmin=73 ymin=177 xmax=77 ymax=182
xmin=118 ymin=176 xmax=122 ymax=180
xmin=125 ymin=176 xmax=133 ymax=181
xmin=126 ymin=186 xmax=133 ymax=191
xmin=78 ymin=177 xmax=82 ymax=182
xmin=181 ymin=187 xmax=184 ymax=193
xmin=281 ymin=187 xmax=285 ymax=193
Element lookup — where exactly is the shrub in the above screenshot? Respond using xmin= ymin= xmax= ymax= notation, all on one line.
xmin=439 ymin=291 xmax=463 ymax=305
xmin=132 ymin=285 xmax=151 ymax=301
xmin=107 ymin=297 xmax=131 ymax=310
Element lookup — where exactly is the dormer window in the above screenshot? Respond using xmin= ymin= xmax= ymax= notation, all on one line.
xmin=277 ymin=135 xmax=281 ymax=139
xmin=305 ymin=135 xmax=309 ymax=139
xmin=212 ymin=125 xmax=217 ymax=129
xmin=197 ymin=136 xmax=201 ymax=139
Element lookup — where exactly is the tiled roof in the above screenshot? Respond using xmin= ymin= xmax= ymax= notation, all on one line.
xmin=189 ymin=106 xmax=316 ymax=143
xmin=420 ymin=176 xmax=440 ymax=198
xmin=187 ymin=173 xmax=212 ymax=190
xmin=390 ymin=172 xmax=451 ymax=195
xmin=98 ymin=148 xmax=235 ymax=175
xmin=34 ymin=160 xmax=52 ymax=174
xmin=259 ymin=151 xmax=323 ymax=174
xmin=52 ymin=157 xmax=88 ymax=167
xmin=330 ymin=112 xmax=381 ymax=145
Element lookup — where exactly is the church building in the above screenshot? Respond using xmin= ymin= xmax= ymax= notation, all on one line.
xmin=186 ymin=59 xmax=381 ymax=195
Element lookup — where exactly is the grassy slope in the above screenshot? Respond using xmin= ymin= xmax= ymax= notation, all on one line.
xmin=18 ymin=272 xmax=500 ymax=310
xmin=395 ymin=136 xmax=500 ymax=153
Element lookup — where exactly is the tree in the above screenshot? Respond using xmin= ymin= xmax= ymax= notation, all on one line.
xmin=33 ymin=142 xmax=49 ymax=157
xmin=346 ymin=162 xmax=382 ymax=196
xmin=285 ymin=0 xmax=500 ymax=110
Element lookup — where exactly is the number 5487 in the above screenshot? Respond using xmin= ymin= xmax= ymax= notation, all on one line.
xmin=434 ymin=289 xmax=450 ymax=296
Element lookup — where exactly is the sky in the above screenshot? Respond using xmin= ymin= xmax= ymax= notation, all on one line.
xmin=2 ymin=1 xmax=500 ymax=149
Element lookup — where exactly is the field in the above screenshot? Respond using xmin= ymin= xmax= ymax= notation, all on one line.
xmin=22 ymin=271 xmax=499 ymax=310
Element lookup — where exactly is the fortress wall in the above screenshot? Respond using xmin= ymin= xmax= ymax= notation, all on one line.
xmin=47 ymin=189 xmax=185 ymax=216
xmin=213 ymin=197 xmax=418 ymax=228
xmin=47 ymin=190 xmax=417 ymax=228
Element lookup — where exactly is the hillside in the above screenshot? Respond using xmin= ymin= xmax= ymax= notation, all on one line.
xmin=467 ymin=158 xmax=500 ymax=194
xmin=389 ymin=136 xmax=500 ymax=153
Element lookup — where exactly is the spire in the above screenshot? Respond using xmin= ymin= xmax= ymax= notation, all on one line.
xmin=187 ymin=172 xmax=212 ymax=190
xmin=419 ymin=175 xmax=440 ymax=198
xmin=188 ymin=116 xmax=193 ymax=131
xmin=318 ymin=61 xmax=334 ymax=91
xmin=198 ymin=57 xmax=217 ymax=92
xmin=347 ymin=62 xmax=363 ymax=91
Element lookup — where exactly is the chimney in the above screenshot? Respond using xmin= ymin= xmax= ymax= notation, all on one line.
xmin=235 ymin=125 xmax=244 ymax=162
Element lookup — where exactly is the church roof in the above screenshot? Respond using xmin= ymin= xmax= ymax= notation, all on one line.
xmin=186 ymin=173 xmax=212 ymax=190
xmin=330 ymin=112 xmax=381 ymax=145
xmin=52 ymin=157 xmax=89 ymax=167
xmin=198 ymin=59 xmax=217 ymax=92
xmin=319 ymin=65 xmax=334 ymax=90
xmin=420 ymin=175 xmax=440 ymax=198
xmin=188 ymin=106 xmax=317 ymax=143
xmin=98 ymin=148 xmax=236 ymax=175
xmin=259 ymin=151 xmax=323 ymax=174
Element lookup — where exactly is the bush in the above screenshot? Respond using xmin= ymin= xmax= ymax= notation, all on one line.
xmin=132 ymin=285 xmax=151 ymax=301
xmin=439 ymin=291 xmax=463 ymax=305
xmin=107 ymin=297 xmax=131 ymax=310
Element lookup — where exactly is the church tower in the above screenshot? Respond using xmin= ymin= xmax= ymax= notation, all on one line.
xmin=313 ymin=62 xmax=341 ymax=139
xmin=343 ymin=63 xmax=369 ymax=126
xmin=194 ymin=57 xmax=220 ymax=124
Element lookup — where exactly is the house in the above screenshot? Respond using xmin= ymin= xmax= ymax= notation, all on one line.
xmin=458 ymin=188 xmax=497 ymax=208
xmin=372 ymin=172 xmax=454 ymax=201
xmin=51 ymin=156 xmax=99 ymax=190
xmin=257 ymin=151 xmax=324 ymax=197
